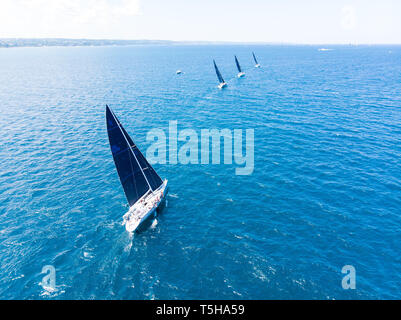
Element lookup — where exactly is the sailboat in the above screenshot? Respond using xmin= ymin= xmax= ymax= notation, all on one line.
xmin=213 ymin=60 xmax=227 ymax=89
xmin=252 ymin=52 xmax=261 ymax=68
xmin=106 ymin=105 xmax=168 ymax=233
xmin=235 ymin=55 xmax=245 ymax=78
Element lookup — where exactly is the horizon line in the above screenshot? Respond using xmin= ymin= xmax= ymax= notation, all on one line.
xmin=1 ymin=38 xmax=401 ymax=46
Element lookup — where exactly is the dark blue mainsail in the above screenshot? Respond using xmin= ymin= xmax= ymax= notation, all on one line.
xmin=213 ymin=60 xmax=225 ymax=84
xmin=252 ymin=52 xmax=259 ymax=65
xmin=235 ymin=55 xmax=242 ymax=73
xmin=119 ymin=122 xmax=163 ymax=192
xmin=106 ymin=105 xmax=163 ymax=206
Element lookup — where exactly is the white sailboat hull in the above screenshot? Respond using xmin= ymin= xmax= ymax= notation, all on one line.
xmin=255 ymin=64 xmax=260 ymax=68
xmin=237 ymin=72 xmax=245 ymax=78
xmin=218 ymin=82 xmax=227 ymax=89
xmin=124 ymin=180 xmax=168 ymax=233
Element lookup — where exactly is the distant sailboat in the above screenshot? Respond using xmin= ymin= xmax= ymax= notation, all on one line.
xmin=106 ymin=105 xmax=168 ymax=233
xmin=176 ymin=70 xmax=183 ymax=74
xmin=235 ymin=55 xmax=245 ymax=78
xmin=213 ymin=60 xmax=227 ymax=89
xmin=252 ymin=52 xmax=260 ymax=68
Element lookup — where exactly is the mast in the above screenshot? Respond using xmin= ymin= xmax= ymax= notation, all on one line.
xmin=107 ymin=106 xmax=165 ymax=206
xmin=108 ymin=106 xmax=153 ymax=192
xmin=235 ymin=55 xmax=242 ymax=73
xmin=253 ymin=52 xmax=258 ymax=65
xmin=117 ymin=119 xmax=163 ymax=191
xmin=213 ymin=60 xmax=225 ymax=84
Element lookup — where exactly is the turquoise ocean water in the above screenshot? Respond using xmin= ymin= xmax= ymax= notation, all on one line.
xmin=0 ymin=45 xmax=400 ymax=299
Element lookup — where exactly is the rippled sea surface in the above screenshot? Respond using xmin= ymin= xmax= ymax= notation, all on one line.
xmin=0 ymin=45 xmax=400 ymax=299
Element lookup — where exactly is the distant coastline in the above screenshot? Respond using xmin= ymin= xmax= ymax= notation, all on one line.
xmin=0 ymin=38 xmax=176 ymax=48
xmin=0 ymin=38 xmax=273 ymax=48
xmin=0 ymin=38 xmax=399 ymax=48
xmin=0 ymin=38 xmax=277 ymax=48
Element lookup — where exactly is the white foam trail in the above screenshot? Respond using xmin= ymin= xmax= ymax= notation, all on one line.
xmin=83 ymin=251 xmax=94 ymax=259
xmin=124 ymin=240 xmax=132 ymax=252
xmin=11 ymin=274 xmax=24 ymax=281
xmin=39 ymin=283 xmax=66 ymax=298
xmin=151 ymin=219 xmax=158 ymax=229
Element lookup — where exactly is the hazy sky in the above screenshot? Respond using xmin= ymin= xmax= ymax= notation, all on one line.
xmin=0 ymin=0 xmax=400 ymax=43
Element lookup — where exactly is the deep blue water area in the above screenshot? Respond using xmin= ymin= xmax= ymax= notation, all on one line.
xmin=0 ymin=44 xmax=400 ymax=299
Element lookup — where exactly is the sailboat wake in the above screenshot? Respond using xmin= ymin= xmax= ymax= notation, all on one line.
xmin=150 ymin=219 xmax=158 ymax=229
